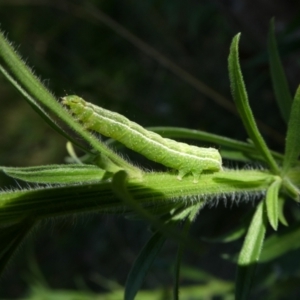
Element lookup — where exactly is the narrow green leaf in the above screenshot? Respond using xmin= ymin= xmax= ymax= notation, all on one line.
xmin=260 ymin=220 xmax=300 ymax=262
xmin=283 ymin=85 xmax=300 ymax=173
xmin=266 ymin=177 xmax=282 ymax=230
xmin=214 ymin=170 xmax=275 ymax=185
xmin=173 ymin=204 xmax=201 ymax=300
xmin=173 ymin=227 xmax=186 ymax=300
xmin=228 ymin=34 xmax=280 ymax=174
xmin=286 ymin=167 xmax=300 ymax=188
xmin=283 ymin=178 xmax=299 ymax=201
xmin=278 ymin=197 xmax=288 ymax=226
xmin=235 ymin=201 xmax=267 ymax=300
xmin=268 ymin=18 xmax=293 ymax=123
xmin=168 ymin=203 xmax=202 ymax=222
xmin=125 ymin=231 xmax=166 ymax=300
xmin=3 ymin=164 xmax=107 ymax=184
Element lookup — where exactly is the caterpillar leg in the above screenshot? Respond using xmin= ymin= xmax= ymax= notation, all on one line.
xmin=192 ymin=171 xmax=202 ymax=183
xmin=177 ymin=169 xmax=202 ymax=183
xmin=177 ymin=169 xmax=189 ymax=181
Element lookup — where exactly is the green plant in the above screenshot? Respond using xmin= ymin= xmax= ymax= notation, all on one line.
xmin=0 ymin=19 xmax=299 ymax=300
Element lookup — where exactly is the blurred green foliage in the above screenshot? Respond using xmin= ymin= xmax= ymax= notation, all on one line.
xmin=1 ymin=0 xmax=300 ymax=299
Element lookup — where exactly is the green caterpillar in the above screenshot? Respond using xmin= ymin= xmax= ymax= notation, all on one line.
xmin=63 ymin=95 xmax=222 ymax=181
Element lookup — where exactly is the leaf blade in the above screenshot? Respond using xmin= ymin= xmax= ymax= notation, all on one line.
xmin=3 ymin=164 xmax=107 ymax=184
xmin=266 ymin=177 xmax=282 ymax=230
xmin=235 ymin=201 xmax=267 ymax=300
xmin=228 ymin=34 xmax=280 ymax=174
xmin=125 ymin=231 xmax=166 ymax=300
xmin=283 ymin=85 xmax=300 ymax=173
xmin=268 ymin=18 xmax=292 ymax=123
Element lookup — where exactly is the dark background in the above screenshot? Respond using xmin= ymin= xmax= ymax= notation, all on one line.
xmin=0 ymin=0 xmax=300 ymax=298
